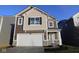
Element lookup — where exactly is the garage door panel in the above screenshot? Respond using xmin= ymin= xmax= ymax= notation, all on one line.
xmin=16 ymin=33 xmax=43 ymax=46
xmin=32 ymin=34 xmax=43 ymax=46
xmin=17 ymin=34 xmax=32 ymax=46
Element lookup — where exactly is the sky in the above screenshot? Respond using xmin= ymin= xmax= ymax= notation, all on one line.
xmin=0 ymin=5 xmax=79 ymax=21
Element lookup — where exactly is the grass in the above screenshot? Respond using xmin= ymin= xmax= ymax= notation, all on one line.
xmin=44 ymin=45 xmax=79 ymax=53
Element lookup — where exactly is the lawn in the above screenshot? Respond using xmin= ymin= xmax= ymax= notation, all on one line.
xmin=44 ymin=45 xmax=79 ymax=53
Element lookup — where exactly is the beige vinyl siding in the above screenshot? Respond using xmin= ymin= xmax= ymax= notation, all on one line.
xmin=22 ymin=8 xmax=48 ymax=31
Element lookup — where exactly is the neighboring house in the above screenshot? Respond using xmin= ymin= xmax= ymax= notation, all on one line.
xmin=72 ymin=12 xmax=79 ymax=27
xmin=13 ymin=6 xmax=62 ymax=47
xmin=58 ymin=12 xmax=79 ymax=46
xmin=0 ymin=16 xmax=15 ymax=47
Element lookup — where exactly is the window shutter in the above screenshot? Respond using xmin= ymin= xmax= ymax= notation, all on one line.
xmin=40 ymin=17 xmax=42 ymax=24
xmin=28 ymin=18 xmax=30 ymax=25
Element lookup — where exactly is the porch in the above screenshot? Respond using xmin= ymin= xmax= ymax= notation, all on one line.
xmin=43 ymin=29 xmax=62 ymax=47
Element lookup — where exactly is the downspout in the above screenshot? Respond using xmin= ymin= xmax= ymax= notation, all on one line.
xmin=13 ymin=16 xmax=17 ymax=46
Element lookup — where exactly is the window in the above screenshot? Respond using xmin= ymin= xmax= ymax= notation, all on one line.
xmin=49 ymin=22 xmax=53 ymax=26
xmin=17 ymin=16 xmax=24 ymax=25
xmin=29 ymin=18 xmax=34 ymax=24
xmin=28 ymin=17 xmax=42 ymax=25
xmin=48 ymin=21 xmax=54 ymax=28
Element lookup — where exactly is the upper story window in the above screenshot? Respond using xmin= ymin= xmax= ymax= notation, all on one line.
xmin=48 ymin=21 xmax=54 ymax=28
xmin=49 ymin=22 xmax=53 ymax=26
xmin=17 ymin=16 xmax=24 ymax=25
xmin=28 ymin=17 xmax=42 ymax=25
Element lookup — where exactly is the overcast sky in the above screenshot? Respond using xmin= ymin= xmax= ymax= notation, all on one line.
xmin=0 ymin=5 xmax=79 ymax=21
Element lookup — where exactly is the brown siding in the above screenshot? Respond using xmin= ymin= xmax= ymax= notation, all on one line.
xmin=16 ymin=19 xmax=24 ymax=33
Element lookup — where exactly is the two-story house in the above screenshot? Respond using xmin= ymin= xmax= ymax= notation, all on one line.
xmin=13 ymin=6 xmax=62 ymax=47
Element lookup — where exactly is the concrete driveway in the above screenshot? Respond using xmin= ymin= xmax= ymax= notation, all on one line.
xmin=1 ymin=47 xmax=44 ymax=53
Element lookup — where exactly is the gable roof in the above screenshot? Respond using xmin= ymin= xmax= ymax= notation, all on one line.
xmin=73 ymin=12 xmax=79 ymax=18
xmin=16 ymin=6 xmax=55 ymax=20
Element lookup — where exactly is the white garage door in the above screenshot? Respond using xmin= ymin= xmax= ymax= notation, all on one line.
xmin=16 ymin=33 xmax=43 ymax=46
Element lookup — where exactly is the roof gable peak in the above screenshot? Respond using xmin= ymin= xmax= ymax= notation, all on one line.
xmin=16 ymin=6 xmax=56 ymax=21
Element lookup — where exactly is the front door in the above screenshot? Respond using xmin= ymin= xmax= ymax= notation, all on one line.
xmin=51 ymin=34 xmax=55 ymax=44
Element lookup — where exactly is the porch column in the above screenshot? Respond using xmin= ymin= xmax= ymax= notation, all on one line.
xmin=58 ymin=31 xmax=62 ymax=46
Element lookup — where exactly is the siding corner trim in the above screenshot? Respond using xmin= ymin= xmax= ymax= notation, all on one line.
xmin=0 ymin=17 xmax=3 ymax=32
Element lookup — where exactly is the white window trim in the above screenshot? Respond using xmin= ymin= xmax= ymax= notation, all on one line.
xmin=18 ymin=17 xmax=23 ymax=25
xmin=29 ymin=17 xmax=42 ymax=25
xmin=48 ymin=21 xmax=54 ymax=28
xmin=0 ymin=17 xmax=3 ymax=32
